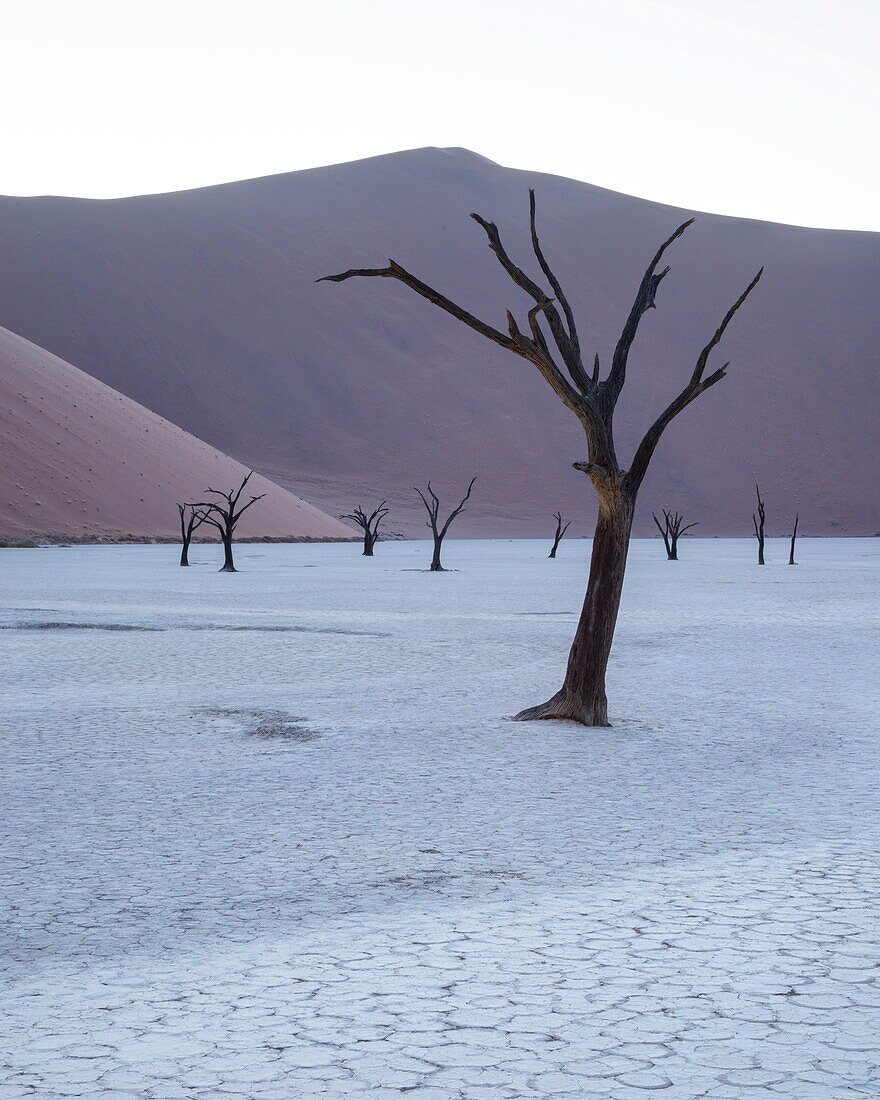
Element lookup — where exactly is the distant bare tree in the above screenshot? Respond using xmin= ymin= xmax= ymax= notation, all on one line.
xmin=193 ymin=472 xmax=266 ymax=572
xmin=415 ymin=479 xmax=476 ymax=571
xmin=789 ymin=513 xmax=799 ymax=565
xmin=320 ymin=192 xmax=761 ymax=725
xmin=548 ymin=512 xmax=571 ymax=558
xmin=177 ymin=502 xmax=206 ymax=567
xmin=652 ymin=509 xmax=698 ymax=561
xmin=342 ymin=501 xmax=389 ymax=556
xmin=753 ymin=485 xmax=767 ymax=565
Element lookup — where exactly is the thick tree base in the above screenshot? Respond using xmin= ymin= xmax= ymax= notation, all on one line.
xmin=512 ymin=688 xmax=611 ymax=728
xmin=429 ymin=564 xmax=445 ymax=572
xmin=219 ymin=565 xmax=237 ymax=572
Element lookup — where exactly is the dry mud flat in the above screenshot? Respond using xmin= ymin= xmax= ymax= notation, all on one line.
xmin=1 ymin=538 xmax=878 ymax=1098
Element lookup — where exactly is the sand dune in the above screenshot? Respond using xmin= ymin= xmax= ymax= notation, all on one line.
xmin=0 ymin=326 xmax=353 ymax=541
xmin=1 ymin=147 xmax=877 ymax=535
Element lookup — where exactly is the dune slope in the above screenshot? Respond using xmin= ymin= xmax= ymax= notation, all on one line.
xmin=0 ymin=326 xmax=353 ymax=541
xmin=1 ymin=148 xmax=877 ymax=535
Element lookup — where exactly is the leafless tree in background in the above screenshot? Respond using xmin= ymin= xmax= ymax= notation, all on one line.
xmin=652 ymin=509 xmax=698 ymax=561
xmin=193 ymin=472 xmax=265 ymax=572
xmin=342 ymin=502 xmax=389 ymax=556
xmin=789 ymin=513 xmax=799 ymax=565
xmin=320 ymin=193 xmax=762 ymax=725
xmin=548 ymin=512 xmax=571 ymax=558
xmin=753 ymin=485 xmax=767 ymax=565
xmin=414 ymin=479 xmax=476 ymax=571
xmin=177 ymin=502 xmax=206 ymax=567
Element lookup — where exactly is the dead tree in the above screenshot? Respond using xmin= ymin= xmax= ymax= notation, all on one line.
xmin=193 ymin=472 xmax=266 ymax=572
xmin=319 ymin=193 xmax=761 ymax=725
xmin=753 ymin=484 xmax=767 ymax=565
xmin=789 ymin=513 xmax=799 ymax=565
xmin=415 ymin=479 xmax=476 ymax=571
xmin=652 ymin=509 xmax=698 ymax=561
xmin=177 ymin=502 xmax=206 ymax=567
xmin=342 ymin=501 xmax=389 ymax=556
xmin=549 ymin=512 xmax=571 ymax=558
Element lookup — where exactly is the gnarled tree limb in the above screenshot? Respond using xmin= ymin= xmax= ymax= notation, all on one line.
xmin=319 ymin=260 xmax=584 ymax=417
xmin=626 ymin=267 xmax=763 ymax=490
xmin=601 ymin=219 xmax=695 ymax=409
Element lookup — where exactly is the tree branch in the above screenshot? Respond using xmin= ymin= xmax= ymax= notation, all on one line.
xmin=319 ymin=261 xmax=520 ymax=356
xmin=689 ymin=268 xmax=764 ymax=387
xmin=319 ymin=258 xmax=584 ymax=414
xmin=414 ymin=484 xmax=440 ymax=534
xmin=602 ymin=218 xmax=695 ymax=407
xmin=439 ymin=477 xmax=477 ymax=539
xmin=529 ymin=189 xmax=581 ymax=362
xmin=625 ymin=267 xmax=763 ymax=490
xmin=191 ymin=506 xmax=225 ymax=536
xmin=232 ymin=494 xmax=266 ymax=524
xmin=471 ymin=207 xmax=592 ymax=394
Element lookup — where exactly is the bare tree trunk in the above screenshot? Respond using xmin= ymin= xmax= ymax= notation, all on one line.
xmin=363 ymin=531 xmax=375 ymax=556
xmin=429 ymin=536 xmax=444 ymax=571
xmin=753 ymin=484 xmax=766 ymax=565
xmin=548 ymin=512 xmax=570 ymax=558
xmin=516 ymin=489 xmax=634 ymax=726
xmin=220 ymin=536 xmax=236 ymax=572
xmin=656 ymin=523 xmax=674 ymax=559
xmin=789 ymin=513 xmax=798 ymax=565
xmin=178 ymin=503 xmax=206 ymax=567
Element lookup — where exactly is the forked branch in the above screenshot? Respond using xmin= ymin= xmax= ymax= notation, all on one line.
xmin=603 ymin=218 xmax=695 ymax=407
xmin=549 ymin=511 xmax=571 ymax=558
xmin=470 ymin=202 xmax=590 ymax=393
xmin=626 ymin=268 xmax=763 ymax=489
xmin=529 ymin=189 xmax=581 ymax=363
xmin=318 ymin=204 xmax=603 ymax=424
xmin=177 ymin=502 xmax=207 ymax=566
xmin=415 ymin=478 xmax=477 ymax=539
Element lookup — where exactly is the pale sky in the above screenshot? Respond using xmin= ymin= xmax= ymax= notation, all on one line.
xmin=2 ymin=0 xmax=877 ymax=229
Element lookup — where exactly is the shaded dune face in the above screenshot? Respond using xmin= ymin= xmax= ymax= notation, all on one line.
xmin=0 ymin=147 xmax=877 ymax=536
xmin=0 ymin=326 xmax=354 ymax=541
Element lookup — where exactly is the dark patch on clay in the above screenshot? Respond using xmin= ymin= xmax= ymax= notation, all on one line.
xmin=1 ymin=621 xmax=161 ymax=632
